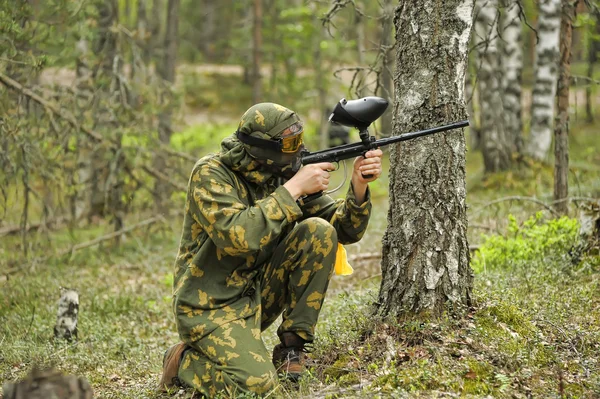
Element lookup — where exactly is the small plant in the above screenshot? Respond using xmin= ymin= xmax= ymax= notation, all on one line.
xmin=471 ymin=212 xmax=580 ymax=273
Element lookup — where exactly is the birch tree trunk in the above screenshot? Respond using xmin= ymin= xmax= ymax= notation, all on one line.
xmin=526 ymin=0 xmax=561 ymax=160
xmin=379 ymin=0 xmax=395 ymax=137
xmin=466 ymin=58 xmax=481 ymax=150
xmin=585 ymin=9 xmax=599 ymax=124
xmin=376 ymin=0 xmax=474 ymax=317
xmin=500 ymin=0 xmax=523 ymax=154
xmin=554 ymin=0 xmax=576 ymax=215
xmin=475 ymin=0 xmax=511 ymax=172
xmin=354 ymin=2 xmax=367 ymax=97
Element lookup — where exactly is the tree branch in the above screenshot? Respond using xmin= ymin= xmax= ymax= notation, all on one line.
xmin=0 ymin=71 xmax=105 ymax=142
xmin=0 ymin=217 xmax=65 ymax=237
xmin=470 ymin=196 xmax=560 ymax=217
xmin=0 ymin=71 xmax=196 ymax=184
xmin=141 ymin=165 xmax=187 ymax=191
xmin=57 ymin=216 xmax=165 ymax=257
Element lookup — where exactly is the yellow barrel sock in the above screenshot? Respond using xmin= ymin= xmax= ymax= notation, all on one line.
xmin=334 ymin=243 xmax=354 ymax=275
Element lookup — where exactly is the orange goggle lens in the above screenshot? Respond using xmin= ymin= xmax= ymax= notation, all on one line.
xmin=279 ymin=125 xmax=304 ymax=153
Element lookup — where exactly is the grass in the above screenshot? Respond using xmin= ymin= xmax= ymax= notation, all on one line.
xmin=0 ymin=226 xmax=180 ymax=398
xmin=1 ymin=115 xmax=599 ymax=398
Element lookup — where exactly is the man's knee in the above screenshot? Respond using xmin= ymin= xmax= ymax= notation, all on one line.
xmin=296 ymin=217 xmax=338 ymax=245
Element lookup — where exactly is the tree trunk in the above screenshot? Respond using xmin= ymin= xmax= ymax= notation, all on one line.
xmin=354 ymin=2 xmax=367 ymax=97
xmin=526 ymin=0 xmax=561 ymax=161
xmin=379 ymin=0 xmax=395 ymax=137
xmin=585 ymin=9 xmax=599 ymax=124
xmin=124 ymin=0 xmax=131 ymax=28
xmin=466 ymin=57 xmax=481 ymax=150
xmin=312 ymin=5 xmax=328 ymax=150
xmin=585 ymin=48 xmax=595 ymax=124
xmin=151 ymin=0 xmax=163 ymax=64
xmin=155 ymin=0 xmax=180 ymax=212
xmin=137 ymin=0 xmax=151 ymax=65
xmin=376 ymin=0 xmax=474 ymax=318
xmin=74 ymin=38 xmax=93 ymax=223
xmin=252 ymin=0 xmax=263 ymax=103
xmin=554 ymin=0 xmax=576 ymax=215
xmin=475 ymin=0 xmax=511 ymax=172
xmin=93 ymin=0 xmax=118 ymax=78
xmin=269 ymin=1 xmax=280 ymax=96
xmin=158 ymin=0 xmax=179 ymax=84
xmin=85 ymin=0 xmax=119 ymax=223
xmin=500 ymin=0 xmax=524 ymax=155
xmin=201 ymin=0 xmax=217 ymax=62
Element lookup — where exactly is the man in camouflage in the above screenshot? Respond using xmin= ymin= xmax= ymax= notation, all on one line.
xmin=159 ymin=102 xmax=383 ymax=397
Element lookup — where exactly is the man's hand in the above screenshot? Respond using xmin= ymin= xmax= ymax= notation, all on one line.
xmin=283 ymin=162 xmax=335 ymax=200
xmin=352 ymin=148 xmax=383 ymax=205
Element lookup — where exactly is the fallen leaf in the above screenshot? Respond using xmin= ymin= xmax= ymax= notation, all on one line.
xmin=465 ymin=370 xmax=477 ymax=380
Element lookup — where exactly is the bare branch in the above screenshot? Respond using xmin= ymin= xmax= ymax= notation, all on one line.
xmin=0 ymin=71 xmax=105 ymax=142
xmin=470 ymin=196 xmax=561 ymax=217
xmin=0 ymin=72 xmax=197 ymax=178
xmin=0 ymin=217 xmax=66 ymax=237
xmin=141 ymin=165 xmax=187 ymax=191
xmin=517 ymin=0 xmax=539 ymax=43
xmin=58 ymin=216 xmax=166 ymax=257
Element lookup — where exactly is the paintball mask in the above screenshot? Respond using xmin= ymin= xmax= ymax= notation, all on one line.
xmin=236 ymin=103 xmax=305 ymax=178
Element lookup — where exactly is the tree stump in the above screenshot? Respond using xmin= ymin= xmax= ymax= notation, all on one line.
xmin=2 ymin=368 xmax=93 ymax=399
xmin=579 ymin=201 xmax=600 ymax=254
xmin=54 ymin=288 xmax=79 ymax=341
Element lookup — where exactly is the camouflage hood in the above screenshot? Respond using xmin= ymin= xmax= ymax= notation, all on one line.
xmin=219 ymin=103 xmax=301 ymax=184
xmin=219 ymin=134 xmax=271 ymax=185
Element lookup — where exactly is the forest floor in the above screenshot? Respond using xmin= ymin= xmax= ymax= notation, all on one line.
xmin=1 ymin=69 xmax=600 ymax=398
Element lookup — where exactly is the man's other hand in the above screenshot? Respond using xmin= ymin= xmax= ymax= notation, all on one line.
xmin=351 ymin=149 xmax=383 ymax=205
xmin=353 ymin=149 xmax=383 ymax=184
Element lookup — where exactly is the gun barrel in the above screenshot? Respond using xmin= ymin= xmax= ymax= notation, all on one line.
xmin=301 ymin=119 xmax=469 ymax=166
xmin=377 ymin=120 xmax=469 ymax=146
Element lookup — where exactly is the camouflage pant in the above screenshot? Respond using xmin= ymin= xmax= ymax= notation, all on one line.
xmin=178 ymin=217 xmax=338 ymax=397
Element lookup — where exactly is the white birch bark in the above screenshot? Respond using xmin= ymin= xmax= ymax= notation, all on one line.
xmin=475 ymin=0 xmax=511 ymax=171
xmin=500 ymin=0 xmax=523 ymax=153
xmin=526 ymin=0 xmax=561 ymax=160
xmin=376 ymin=0 xmax=474 ymax=317
xmin=379 ymin=0 xmax=395 ymax=137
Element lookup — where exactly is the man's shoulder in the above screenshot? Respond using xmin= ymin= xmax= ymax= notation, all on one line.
xmin=191 ymin=154 xmax=234 ymax=182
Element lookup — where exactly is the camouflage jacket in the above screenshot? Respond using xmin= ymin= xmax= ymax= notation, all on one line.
xmin=172 ymin=134 xmax=372 ymax=343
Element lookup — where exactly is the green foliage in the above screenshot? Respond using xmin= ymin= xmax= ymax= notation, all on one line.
xmin=170 ymin=122 xmax=237 ymax=153
xmin=472 ymin=213 xmax=580 ymax=273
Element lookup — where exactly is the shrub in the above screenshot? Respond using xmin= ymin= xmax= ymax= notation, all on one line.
xmin=472 ymin=213 xmax=580 ymax=274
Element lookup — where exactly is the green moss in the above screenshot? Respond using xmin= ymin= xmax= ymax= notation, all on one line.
xmin=485 ymin=301 xmax=536 ymax=337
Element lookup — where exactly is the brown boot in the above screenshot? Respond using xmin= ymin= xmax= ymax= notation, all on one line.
xmin=272 ymin=332 xmax=307 ymax=381
xmin=158 ymin=342 xmax=187 ymax=392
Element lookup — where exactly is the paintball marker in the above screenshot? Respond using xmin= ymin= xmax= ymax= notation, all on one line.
xmin=298 ymin=96 xmax=469 ymax=203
